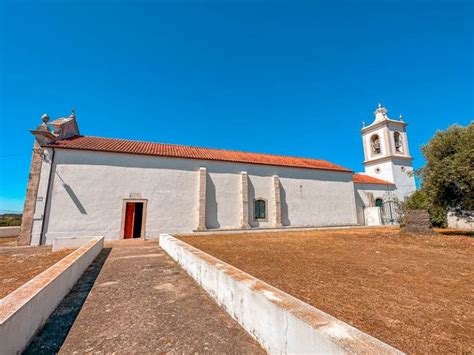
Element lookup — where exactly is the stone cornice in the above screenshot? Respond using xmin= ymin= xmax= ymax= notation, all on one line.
xmin=363 ymin=155 xmax=413 ymax=165
xmin=361 ymin=119 xmax=407 ymax=134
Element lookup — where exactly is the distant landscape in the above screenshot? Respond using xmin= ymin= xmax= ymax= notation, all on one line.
xmin=0 ymin=213 xmax=22 ymax=226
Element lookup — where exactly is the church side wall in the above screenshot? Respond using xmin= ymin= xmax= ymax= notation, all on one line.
xmin=354 ymin=183 xmax=396 ymax=225
xmin=35 ymin=149 xmax=357 ymax=244
xmin=206 ymin=171 xmax=241 ymax=229
xmin=389 ymin=160 xmax=416 ymax=201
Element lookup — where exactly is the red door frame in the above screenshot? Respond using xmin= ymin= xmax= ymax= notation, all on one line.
xmin=124 ymin=202 xmax=135 ymax=239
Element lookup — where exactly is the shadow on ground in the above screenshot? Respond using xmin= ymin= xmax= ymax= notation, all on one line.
xmin=23 ymin=248 xmax=112 ymax=354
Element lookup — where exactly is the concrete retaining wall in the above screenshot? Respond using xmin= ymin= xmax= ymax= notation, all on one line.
xmin=0 ymin=226 xmax=20 ymax=238
xmin=160 ymin=234 xmax=403 ymax=354
xmin=52 ymin=236 xmax=100 ymax=251
xmin=0 ymin=236 xmax=104 ymax=354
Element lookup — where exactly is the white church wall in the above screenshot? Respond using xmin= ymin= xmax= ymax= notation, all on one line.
xmin=247 ymin=174 xmax=273 ymax=228
xmin=390 ymin=159 xmax=416 ymax=202
xmin=355 ymin=184 xmax=394 ymax=206
xmin=354 ymin=183 xmax=395 ymax=225
xmin=40 ymin=149 xmax=200 ymax=244
xmin=206 ymin=171 xmax=241 ymax=229
xmin=34 ymin=149 xmax=358 ymax=244
xmin=205 ymin=162 xmax=356 ymax=230
xmin=364 ymin=159 xmax=415 ymax=202
xmin=279 ymin=173 xmax=357 ymax=227
xmin=364 ymin=207 xmax=383 ymax=226
xmin=364 ymin=160 xmax=394 ymax=184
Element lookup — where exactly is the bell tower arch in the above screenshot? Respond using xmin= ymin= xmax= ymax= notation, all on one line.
xmin=361 ymin=103 xmax=416 ymax=201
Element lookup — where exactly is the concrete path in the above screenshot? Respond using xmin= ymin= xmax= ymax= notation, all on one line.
xmin=59 ymin=239 xmax=264 ymax=354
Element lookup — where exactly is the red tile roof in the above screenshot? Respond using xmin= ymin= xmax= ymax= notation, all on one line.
xmin=45 ymin=135 xmax=352 ymax=172
xmin=353 ymin=173 xmax=395 ymax=185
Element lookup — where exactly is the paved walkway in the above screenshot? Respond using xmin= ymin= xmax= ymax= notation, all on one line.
xmin=59 ymin=239 xmax=263 ymax=354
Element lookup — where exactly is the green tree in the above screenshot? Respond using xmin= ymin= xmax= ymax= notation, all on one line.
xmin=413 ymin=123 xmax=474 ymax=226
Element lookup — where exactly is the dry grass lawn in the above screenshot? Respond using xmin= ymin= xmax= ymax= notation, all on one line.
xmin=0 ymin=245 xmax=72 ymax=298
xmin=179 ymin=227 xmax=473 ymax=354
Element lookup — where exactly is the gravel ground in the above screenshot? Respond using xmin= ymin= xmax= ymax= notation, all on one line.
xmin=0 ymin=245 xmax=72 ymax=298
xmin=179 ymin=227 xmax=474 ymax=354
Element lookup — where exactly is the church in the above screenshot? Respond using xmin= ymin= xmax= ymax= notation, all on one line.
xmin=18 ymin=104 xmax=416 ymax=245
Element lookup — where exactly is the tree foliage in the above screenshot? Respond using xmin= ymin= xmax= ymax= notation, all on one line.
xmin=0 ymin=214 xmax=22 ymax=226
xmin=407 ymin=123 xmax=474 ymax=227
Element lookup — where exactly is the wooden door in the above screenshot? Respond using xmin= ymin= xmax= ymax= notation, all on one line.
xmin=124 ymin=203 xmax=135 ymax=239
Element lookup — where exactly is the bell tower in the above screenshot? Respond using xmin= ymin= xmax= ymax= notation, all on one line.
xmin=361 ymin=103 xmax=416 ymax=201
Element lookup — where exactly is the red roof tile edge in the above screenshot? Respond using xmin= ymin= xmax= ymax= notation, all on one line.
xmin=44 ymin=135 xmax=352 ymax=173
xmin=352 ymin=173 xmax=395 ymax=185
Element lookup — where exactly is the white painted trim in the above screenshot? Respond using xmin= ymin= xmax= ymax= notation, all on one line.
xmin=120 ymin=199 xmax=148 ymax=239
xmin=159 ymin=234 xmax=403 ymax=354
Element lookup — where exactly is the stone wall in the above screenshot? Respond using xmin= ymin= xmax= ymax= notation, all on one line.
xmin=401 ymin=210 xmax=435 ymax=235
xmin=18 ymin=142 xmax=44 ymax=245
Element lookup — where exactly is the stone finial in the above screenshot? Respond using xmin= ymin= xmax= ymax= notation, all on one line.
xmin=37 ymin=113 xmax=51 ymax=132
xmin=31 ymin=113 xmax=56 ymax=144
xmin=374 ymin=102 xmax=389 ymax=122
xmin=399 ymin=114 xmax=403 ymax=121
xmin=362 ymin=121 xmax=366 ymax=128
xmin=69 ymin=108 xmax=76 ymax=118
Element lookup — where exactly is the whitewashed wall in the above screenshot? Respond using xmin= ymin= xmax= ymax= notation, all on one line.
xmin=354 ymin=183 xmax=395 ymax=225
xmin=206 ymin=171 xmax=241 ymax=229
xmin=31 ymin=148 xmax=358 ymax=245
xmin=364 ymin=159 xmax=415 ymax=202
xmin=447 ymin=211 xmax=474 ymax=231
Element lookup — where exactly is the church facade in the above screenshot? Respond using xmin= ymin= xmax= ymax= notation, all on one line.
xmin=18 ymin=104 xmax=416 ymax=245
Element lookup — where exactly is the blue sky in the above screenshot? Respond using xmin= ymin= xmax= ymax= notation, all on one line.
xmin=1 ymin=0 xmax=473 ymax=213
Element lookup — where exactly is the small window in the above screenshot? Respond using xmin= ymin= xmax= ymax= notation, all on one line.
xmin=394 ymin=132 xmax=403 ymax=153
xmin=254 ymin=199 xmax=266 ymax=220
xmin=375 ymin=198 xmax=383 ymax=207
xmin=371 ymin=135 xmax=381 ymax=155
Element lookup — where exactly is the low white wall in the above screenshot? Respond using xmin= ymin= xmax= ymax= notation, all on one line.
xmin=364 ymin=207 xmax=383 ymax=226
xmin=0 ymin=226 xmax=20 ymax=238
xmin=0 ymin=236 xmax=104 ymax=354
xmin=160 ymin=234 xmax=402 ymax=354
xmin=447 ymin=211 xmax=473 ymax=231
xmin=52 ymin=236 xmax=99 ymax=251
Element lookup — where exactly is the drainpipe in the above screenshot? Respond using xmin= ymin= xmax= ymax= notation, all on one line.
xmin=39 ymin=148 xmax=55 ymax=245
